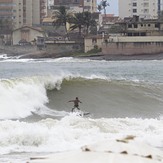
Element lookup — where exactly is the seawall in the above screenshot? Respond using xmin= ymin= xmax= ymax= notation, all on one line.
xmin=102 ymin=36 xmax=163 ymax=55
xmin=102 ymin=42 xmax=163 ymax=55
xmin=0 ymin=41 xmax=84 ymax=58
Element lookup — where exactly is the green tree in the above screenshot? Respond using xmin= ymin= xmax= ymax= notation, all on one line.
xmin=83 ymin=11 xmax=96 ymax=35
xmin=69 ymin=12 xmax=96 ymax=36
xmin=69 ymin=12 xmax=85 ymax=35
xmin=52 ymin=6 xmax=73 ymax=37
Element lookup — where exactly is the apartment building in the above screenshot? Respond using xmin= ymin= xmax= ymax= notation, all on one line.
xmin=53 ymin=0 xmax=96 ymax=13
xmin=0 ymin=0 xmax=47 ymax=29
xmin=0 ymin=0 xmax=16 ymax=20
xmin=119 ymin=0 xmax=163 ymax=19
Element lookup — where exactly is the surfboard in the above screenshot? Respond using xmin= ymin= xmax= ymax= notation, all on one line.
xmin=83 ymin=112 xmax=90 ymax=116
xmin=71 ymin=108 xmax=90 ymax=117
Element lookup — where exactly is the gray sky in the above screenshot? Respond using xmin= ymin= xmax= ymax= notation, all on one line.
xmin=97 ymin=0 xmax=118 ymax=16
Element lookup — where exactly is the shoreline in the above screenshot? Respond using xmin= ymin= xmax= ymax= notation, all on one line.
xmin=1 ymin=49 xmax=163 ymax=61
xmin=17 ymin=52 xmax=163 ymax=61
xmin=79 ymin=53 xmax=163 ymax=61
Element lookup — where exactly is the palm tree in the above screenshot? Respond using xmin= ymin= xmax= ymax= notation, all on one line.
xmin=69 ymin=12 xmax=85 ymax=35
xmin=83 ymin=12 xmax=96 ymax=35
xmin=52 ymin=6 xmax=73 ymax=38
xmin=97 ymin=4 xmax=102 ymax=13
xmin=101 ymin=0 xmax=109 ymax=16
xmin=69 ymin=12 xmax=96 ymax=36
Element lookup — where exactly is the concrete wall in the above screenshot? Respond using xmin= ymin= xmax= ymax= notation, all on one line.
xmin=46 ymin=42 xmax=84 ymax=56
xmin=102 ymin=36 xmax=163 ymax=55
xmin=107 ymin=36 xmax=163 ymax=43
xmin=0 ymin=42 xmax=84 ymax=57
xmin=102 ymin=42 xmax=163 ymax=55
xmin=0 ymin=45 xmax=37 ymax=55
xmin=84 ymin=36 xmax=163 ymax=53
xmin=84 ymin=37 xmax=103 ymax=52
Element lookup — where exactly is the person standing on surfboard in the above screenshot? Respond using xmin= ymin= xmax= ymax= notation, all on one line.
xmin=68 ymin=97 xmax=82 ymax=112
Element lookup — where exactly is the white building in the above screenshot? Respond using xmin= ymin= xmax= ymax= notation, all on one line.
xmin=119 ymin=0 xmax=163 ymax=19
xmin=12 ymin=26 xmax=44 ymax=45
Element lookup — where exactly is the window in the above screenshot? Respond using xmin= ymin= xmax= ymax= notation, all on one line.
xmin=155 ymin=23 xmax=160 ymax=28
xmin=144 ymin=9 xmax=149 ymax=13
xmin=128 ymin=24 xmax=132 ymax=28
xmin=133 ymin=3 xmax=137 ymax=7
xmin=92 ymin=38 xmax=97 ymax=44
xmin=133 ymin=9 xmax=137 ymax=13
xmin=134 ymin=24 xmax=138 ymax=28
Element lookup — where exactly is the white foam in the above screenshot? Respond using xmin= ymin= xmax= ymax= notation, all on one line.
xmin=0 ymin=117 xmax=162 ymax=155
xmin=0 ymin=79 xmax=48 ymax=119
xmin=0 ymin=54 xmax=9 ymax=59
xmin=0 ymin=75 xmax=69 ymax=119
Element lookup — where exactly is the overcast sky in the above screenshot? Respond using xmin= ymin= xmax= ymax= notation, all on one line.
xmin=97 ymin=0 xmax=118 ymax=16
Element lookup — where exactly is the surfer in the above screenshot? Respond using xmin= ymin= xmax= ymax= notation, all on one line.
xmin=68 ymin=97 xmax=82 ymax=112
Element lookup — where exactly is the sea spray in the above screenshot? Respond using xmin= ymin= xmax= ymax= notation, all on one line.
xmin=0 ymin=76 xmax=66 ymax=119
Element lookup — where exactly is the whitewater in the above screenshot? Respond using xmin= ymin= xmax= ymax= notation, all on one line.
xmin=0 ymin=56 xmax=163 ymax=163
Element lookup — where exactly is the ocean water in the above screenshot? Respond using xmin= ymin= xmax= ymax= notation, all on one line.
xmin=0 ymin=55 xmax=163 ymax=162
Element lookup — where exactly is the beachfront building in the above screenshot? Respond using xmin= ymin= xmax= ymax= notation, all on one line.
xmin=12 ymin=25 xmax=45 ymax=45
xmin=118 ymin=0 xmax=163 ymax=19
xmin=0 ymin=0 xmax=48 ymax=29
